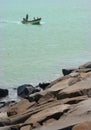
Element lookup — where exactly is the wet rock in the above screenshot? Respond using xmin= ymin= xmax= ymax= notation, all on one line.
xmin=62 ymin=68 xmax=76 ymax=76
xmin=26 ymin=93 xmax=43 ymax=102
xmin=17 ymin=84 xmax=40 ymax=98
xmin=0 ymin=88 xmax=8 ymax=98
xmin=0 ymin=102 xmax=6 ymax=108
xmin=0 ymin=101 xmax=16 ymax=110
xmin=36 ymin=82 xmax=50 ymax=90
xmin=62 ymin=61 xmax=91 ymax=76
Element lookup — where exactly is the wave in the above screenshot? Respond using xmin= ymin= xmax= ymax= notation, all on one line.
xmin=8 ymin=21 xmax=21 ymax=24
xmin=0 ymin=19 xmax=45 ymax=26
xmin=40 ymin=21 xmax=46 ymax=25
xmin=0 ymin=20 xmax=21 ymax=24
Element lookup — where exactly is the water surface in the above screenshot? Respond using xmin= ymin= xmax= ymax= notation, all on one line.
xmin=0 ymin=0 xmax=91 ymax=88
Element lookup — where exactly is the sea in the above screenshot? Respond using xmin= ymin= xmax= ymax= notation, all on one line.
xmin=0 ymin=0 xmax=91 ymax=101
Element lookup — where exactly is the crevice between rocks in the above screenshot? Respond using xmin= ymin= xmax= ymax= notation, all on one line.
xmin=38 ymin=109 xmax=70 ymax=126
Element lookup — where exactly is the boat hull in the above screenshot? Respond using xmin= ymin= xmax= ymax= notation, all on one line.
xmin=21 ymin=18 xmax=41 ymax=25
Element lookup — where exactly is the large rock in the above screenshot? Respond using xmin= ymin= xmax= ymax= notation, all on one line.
xmin=36 ymin=82 xmax=50 ymax=90
xmin=0 ymin=88 xmax=8 ymax=98
xmin=62 ymin=68 xmax=76 ymax=76
xmin=33 ymin=98 xmax=91 ymax=130
xmin=7 ymin=99 xmax=35 ymax=116
xmin=25 ymin=104 xmax=70 ymax=126
xmin=57 ymin=74 xmax=91 ymax=100
xmin=72 ymin=121 xmax=91 ymax=130
xmin=17 ymin=84 xmax=40 ymax=98
xmin=62 ymin=61 xmax=91 ymax=76
xmin=79 ymin=61 xmax=91 ymax=69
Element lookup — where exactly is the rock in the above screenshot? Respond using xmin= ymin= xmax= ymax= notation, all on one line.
xmin=0 ymin=102 xmax=6 ymax=108
xmin=62 ymin=68 xmax=76 ymax=76
xmin=0 ymin=126 xmax=12 ymax=130
xmin=0 ymin=112 xmax=8 ymax=120
xmin=62 ymin=62 xmax=91 ymax=76
xmin=1 ymin=61 xmax=91 ymax=130
xmin=36 ymin=82 xmax=50 ymax=90
xmin=26 ymin=93 xmax=43 ymax=102
xmin=0 ymin=101 xmax=16 ymax=114
xmin=7 ymin=99 xmax=35 ymax=116
xmin=76 ymin=68 xmax=91 ymax=73
xmin=79 ymin=61 xmax=91 ymax=69
xmin=0 ymin=125 xmax=20 ymax=130
xmin=25 ymin=104 xmax=70 ymax=125
xmin=68 ymin=77 xmax=81 ymax=86
xmin=17 ymin=84 xmax=40 ymax=98
xmin=33 ymin=98 xmax=91 ymax=130
xmin=72 ymin=121 xmax=91 ymax=130
xmin=20 ymin=125 xmax=32 ymax=130
xmin=0 ymin=112 xmax=33 ymax=126
xmin=0 ymin=88 xmax=8 ymax=98
xmin=38 ymin=92 xmax=55 ymax=104
xmin=60 ymin=95 xmax=88 ymax=105
xmin=57 ymin=75 xmax=91 ymax=100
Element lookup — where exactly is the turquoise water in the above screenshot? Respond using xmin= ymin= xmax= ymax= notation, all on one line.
xmin=0 ymin=0 xmax=91 ymax=88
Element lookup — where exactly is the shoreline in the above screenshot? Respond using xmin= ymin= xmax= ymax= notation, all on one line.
xmin=0 ymin=61 xmax=91 ymax=130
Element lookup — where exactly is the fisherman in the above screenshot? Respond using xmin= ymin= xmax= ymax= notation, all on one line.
xmin=22 ymin=17 xmax=26 ymax=23
xmin=33 ymin=17 xmax=35 ymax=20
xmin=26 ymin=14 xmax=29 ymax=21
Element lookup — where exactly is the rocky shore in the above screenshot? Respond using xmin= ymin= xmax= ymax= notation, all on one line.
xmin=0 ymin=61 xmax=91 ymax=130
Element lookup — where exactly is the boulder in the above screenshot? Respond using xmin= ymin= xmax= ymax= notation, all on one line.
xmin=7 ymin=99 xmax=35 ymax=116
xmin=36 ymin=82 xmax=50 ymax=90
xmin=26 ymin=93 xmax=43 ymax=102
xmin=17 ymin=84 xmax=40 ymax=98
xmin=62 ymin=62 xmax=91 ymax=76
xmin=79 ymin=61 xmax=91 ymax=69
xmin=0 ymin=88 xmax=8 ymax=98
xmin=62 ymin=68 xmax=76 ymax=76
xmin=57 ymin=74 xmax=91 ymax=100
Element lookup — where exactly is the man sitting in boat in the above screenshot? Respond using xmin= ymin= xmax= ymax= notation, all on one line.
xmin=26 ymin=14 xmax=28 ymax=21
xmin=23 ymin=14 xmax=29 ymax=22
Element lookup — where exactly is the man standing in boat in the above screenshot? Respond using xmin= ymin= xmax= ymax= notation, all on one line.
xmin=26 ymin=14 xmax=29 ymax=21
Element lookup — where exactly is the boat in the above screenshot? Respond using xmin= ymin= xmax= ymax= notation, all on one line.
xmin=21 ymin=17 xmax=41 ymax=25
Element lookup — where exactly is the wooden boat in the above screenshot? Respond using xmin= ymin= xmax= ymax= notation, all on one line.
xmin=21 ymin=17 xmax=41 ymax=25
